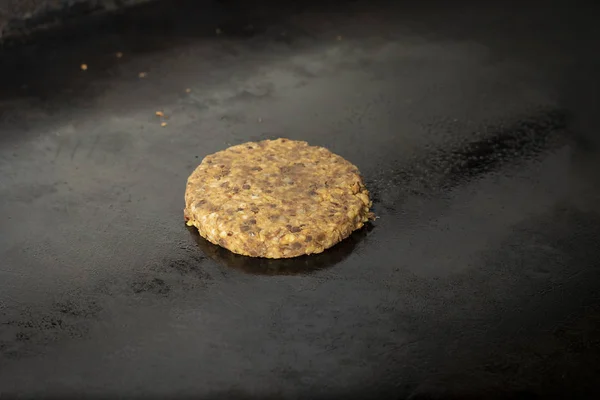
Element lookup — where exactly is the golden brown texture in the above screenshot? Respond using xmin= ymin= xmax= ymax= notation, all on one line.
xmin=184 ymin=138 xmax=373 ymax=258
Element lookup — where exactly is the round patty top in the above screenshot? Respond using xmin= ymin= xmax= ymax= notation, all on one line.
xmin=184 ymin=138 xmax=373 ymax=258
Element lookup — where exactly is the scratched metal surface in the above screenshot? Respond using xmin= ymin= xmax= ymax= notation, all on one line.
xmin=1 ymin=0 xmax=600 ymax=398
xmin=0 ymin=0 xmax=155 ymax=41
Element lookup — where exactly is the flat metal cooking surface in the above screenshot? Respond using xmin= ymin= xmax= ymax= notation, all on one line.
xmin=1 ymin=0 xmax=600 ymax=398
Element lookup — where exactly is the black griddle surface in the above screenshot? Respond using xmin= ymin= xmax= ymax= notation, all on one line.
xmin=1 ymin=0 xmax=600 ymax=398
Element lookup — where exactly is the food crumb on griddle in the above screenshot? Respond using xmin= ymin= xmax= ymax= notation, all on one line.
xmin=80 ymin=64 xmax=88 ymax=71
xmin=156 ymin=111 xmax=165 ymax=117
xmin=161 ymin=122 xmax=168 ymax=127
xmin=139 ymin=72 xmax=147 ymax=78
xmin=116 ymin=52 xmax=123 ymax=58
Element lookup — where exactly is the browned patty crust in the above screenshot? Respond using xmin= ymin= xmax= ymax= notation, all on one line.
xmin=184 ymin=138 xmax=373 ymax=258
